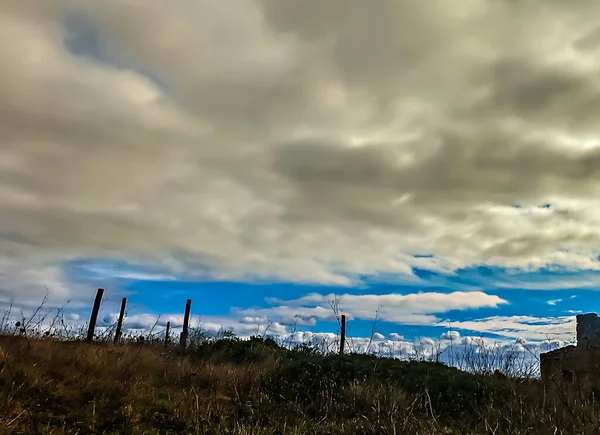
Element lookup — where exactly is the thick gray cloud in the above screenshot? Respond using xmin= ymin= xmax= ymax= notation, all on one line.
xmin=3 ymin=0 xmax=600 ymax=301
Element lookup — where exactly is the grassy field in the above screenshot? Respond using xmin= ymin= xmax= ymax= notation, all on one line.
xmin=0 ymin=333 xmax=598 ymax=434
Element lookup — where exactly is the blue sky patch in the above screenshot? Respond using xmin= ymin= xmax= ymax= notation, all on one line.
xmin=62 ymin=257 xmax=592 ymax=343
xmin=62 ymin=11 xmax=172 ymax=94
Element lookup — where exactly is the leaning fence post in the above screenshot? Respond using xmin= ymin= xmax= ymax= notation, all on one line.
xmin=164 ymin=321 xmax=171 ymax=348
xmin=340 ymin=314 xmax=346 ymax=355
xmin=114 ymin=297 xmax=127 ymax=344
xmin=180 ymin=299 xmax=192 ymax=349
xmin=86 ymin=288 xmax=104 ymax=342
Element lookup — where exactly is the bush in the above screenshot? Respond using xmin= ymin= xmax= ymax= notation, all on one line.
xmin=186 ymin=334 xmax=285 ymax=365
xmin=265 ymin=352 xmax=513 ymax=419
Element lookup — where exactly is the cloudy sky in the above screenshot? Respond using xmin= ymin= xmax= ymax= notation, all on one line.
xmin=3 ymin=0 xmax=600 ymax=352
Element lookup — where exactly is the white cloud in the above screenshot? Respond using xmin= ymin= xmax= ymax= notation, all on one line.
xmin=494 ymin=276 xmax=600 ymax=291
xmin=445 ymin=315 xmax=577 ymax=341
xmin=441 ymin=330 xmax=461 ymax=341
xmin=81 ymin=265 xmax=177 ymax=282
xmin=259 ymin=291 xmax=507 ymax=325
xmin=4 ymin=0 xmax=600 ymax=300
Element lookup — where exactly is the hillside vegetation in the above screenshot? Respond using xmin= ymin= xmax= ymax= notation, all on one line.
xmin=0 ymin=334 xmax=597 ymax=434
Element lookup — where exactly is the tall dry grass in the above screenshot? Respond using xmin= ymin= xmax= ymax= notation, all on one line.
xmin=0 ymin=333 xmax=598 ymax=434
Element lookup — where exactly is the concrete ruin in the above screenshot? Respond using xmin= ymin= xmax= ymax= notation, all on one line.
xmin=540 ymin=313 xmax=600 ymax=385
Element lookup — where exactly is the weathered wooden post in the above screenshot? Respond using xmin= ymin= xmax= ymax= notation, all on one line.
xmin=86 ymin=288 xmax=104 ymax=342
xmin=114 ymin=297 xmax=127 ymax=344
xmin=179 ymin=299 xmax=192 ymax=349
xmin=340 ymin=314 xmax=346 ymax=355
xmin=164 ymin=321 xmax=171 ymax=348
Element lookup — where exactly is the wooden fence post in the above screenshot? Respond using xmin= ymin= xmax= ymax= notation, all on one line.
xmin=86 ymin=288 xmax=104 ymax=342
xmin=164 ymin=321 xmax=171 ymax=348
xmin=114 ymin=297 xmax=127 ymax=344
xmin=340 ymin=314 xmax=346 ymax=355
xmin=180 ymin=299 xmax=192 ymax=349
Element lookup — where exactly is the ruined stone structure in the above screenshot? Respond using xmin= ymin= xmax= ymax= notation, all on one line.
xmin=576 ymin=313 xmax=600 ymax=349
xmin=540 ymin=313 xmax=600 ymax=385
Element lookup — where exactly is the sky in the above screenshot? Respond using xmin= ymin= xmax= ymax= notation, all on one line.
xmin=3 ymin=0 xmax=600 ymax=357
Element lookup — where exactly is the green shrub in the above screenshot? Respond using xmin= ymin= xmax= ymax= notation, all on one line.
xmin=188 ymin=335 xmax=284 ymax=365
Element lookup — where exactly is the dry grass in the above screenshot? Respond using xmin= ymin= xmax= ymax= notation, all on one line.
xmin=0 ymin=334 xmax=598 ymax=434
xmin=0 ymin=336 xmax=276 ymax=434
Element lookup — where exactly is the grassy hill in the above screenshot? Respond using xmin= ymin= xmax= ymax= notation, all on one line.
xmin=0 ymin=334 xmax=597 ymax=434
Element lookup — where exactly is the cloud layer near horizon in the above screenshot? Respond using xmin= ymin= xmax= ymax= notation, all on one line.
xmin=255 ymin=291 xmax=507 ymax=325
xmin=4 ymin=1 xmax=600 ymax=301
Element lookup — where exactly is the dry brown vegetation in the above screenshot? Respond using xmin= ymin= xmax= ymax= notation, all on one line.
xmin=0 ymin=334 xmax=598 ymax=434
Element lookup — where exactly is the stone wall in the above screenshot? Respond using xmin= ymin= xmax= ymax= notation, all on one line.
xmin=540 ymin=345 xmax=577 ymax=382
xmin=577 ymin=313 xmax=600 ymax=349
xmin=541 ymin=313 xmax=600 ymax=386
